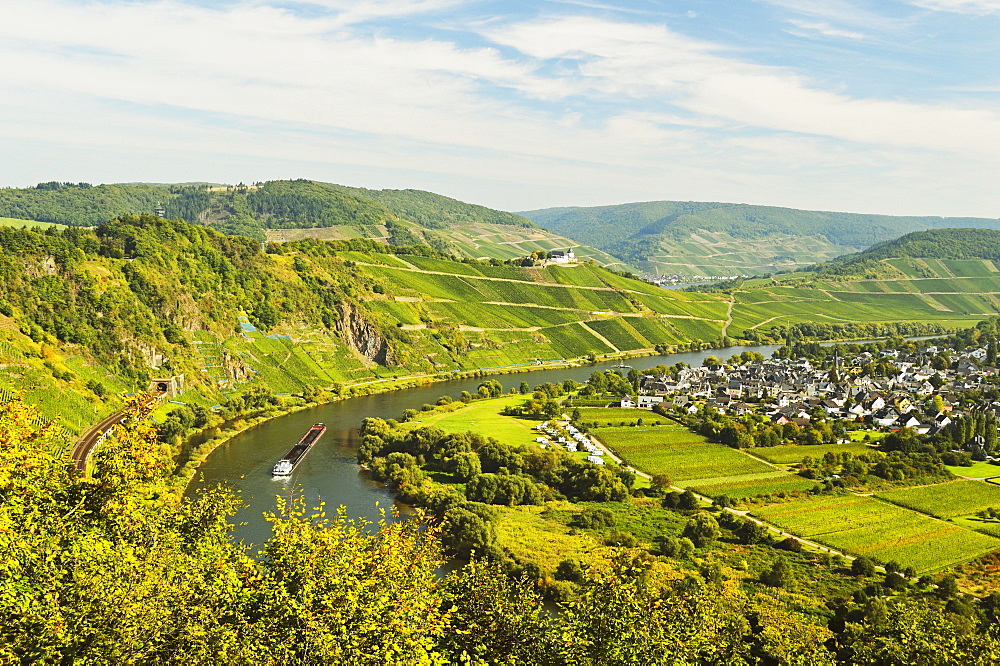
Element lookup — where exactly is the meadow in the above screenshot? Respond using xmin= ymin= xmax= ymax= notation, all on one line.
xmin=946 ymin=461 xmax=1000 ymax=479
xmin=755 ymin=495 xmax=1000 ymax=572
xmin=0 ymin=217 xmax=66 ymax=230
xmin=403 ymin=394 xmax=539 ymax=446
xmin=576 ymin=408 xmax=673 ymax=426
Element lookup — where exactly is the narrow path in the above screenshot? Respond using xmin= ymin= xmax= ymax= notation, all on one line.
xmin=748 ymin=315 xmax=784 ymax=330
xmin=720 ymin=297 xmax=734 ymax=338
xmin=737 ymin=448 xmax=786 ymax=472
xmin=579 ymin=322 xmax=621 ymax=354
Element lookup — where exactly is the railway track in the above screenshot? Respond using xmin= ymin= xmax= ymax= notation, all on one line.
xmin=70 ymin=393 xmax=163 ymax=471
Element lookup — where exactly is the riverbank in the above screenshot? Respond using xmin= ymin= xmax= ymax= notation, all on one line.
xmin=172 ymin=353 xmax=612 ymax=489
xmin=173 ymin=329 xmax=952 ymax=493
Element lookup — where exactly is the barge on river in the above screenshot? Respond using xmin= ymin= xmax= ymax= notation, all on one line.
xmin=272 ymin=423 xmax=326 ymax=476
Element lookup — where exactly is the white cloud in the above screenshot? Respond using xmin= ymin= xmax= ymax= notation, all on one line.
xmin=290 ymin=0 xmax=469 ymax=25
xmin=785 ymin=18 xmax=867 ymax=39
xmin=486 ymin=16 xmax=1000 ymax=155
xmin=759 ymin=0 xmax=909 ymax=33
xmin=0 ymin=1 xmax=997 ymax=216
xmin=910 ymin=0 xmax=1000 ymax=14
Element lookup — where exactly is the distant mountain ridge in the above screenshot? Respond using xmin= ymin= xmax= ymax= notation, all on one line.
xmin=520 ymin=200 xmax=1000 ymax=278
xmin=0 ymin=179 xmax=626 ymax=266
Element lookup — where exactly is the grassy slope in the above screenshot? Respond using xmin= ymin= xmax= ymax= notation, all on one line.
xmin=0 ymin=217 xmax=67 ymax=230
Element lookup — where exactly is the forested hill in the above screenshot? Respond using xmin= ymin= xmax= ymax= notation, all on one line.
xmin=0 ymin=180 xmax=608 ymax=264
xmin=520 ymin=200 xmax=1000 ymax=278
xmin=819 ymin=229 xmax=1000 ymax=276
xmin=0 ymin=214 xmax=728 ymax=438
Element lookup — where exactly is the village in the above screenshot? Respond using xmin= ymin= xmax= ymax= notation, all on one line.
xmin=624 ymin=343 xmax=999 ymax=442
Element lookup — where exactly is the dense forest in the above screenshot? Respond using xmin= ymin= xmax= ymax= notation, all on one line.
xmin=0 ymin=180 xmax=538 ymax=243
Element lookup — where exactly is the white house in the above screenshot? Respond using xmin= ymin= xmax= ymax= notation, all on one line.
xmin=549 ymin=249 xmax=576 ymax=264
xmin=637 ymin=395 xmax=664 ymax=409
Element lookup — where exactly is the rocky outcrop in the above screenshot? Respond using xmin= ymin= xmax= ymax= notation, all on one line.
xmin=336 ymin=301 xmax=394 ymax=365
xmin=222 ymin=352 xmax=254 ymax=385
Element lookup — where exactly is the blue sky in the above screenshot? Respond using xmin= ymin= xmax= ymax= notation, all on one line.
xmin=1 ymin=0 xmax=999 ymax=217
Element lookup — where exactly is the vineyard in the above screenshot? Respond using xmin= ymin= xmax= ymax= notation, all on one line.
xmin=876 ymin=480 xmax=1000 ymax=520
xmin=596 ymin=425 xmax=773 ymax=482
xmin=755 ymin=495 xmax=1000 ymax=572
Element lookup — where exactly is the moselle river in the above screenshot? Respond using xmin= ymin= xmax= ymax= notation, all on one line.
xmin=188 ymin=345 xmax=783 ymax=546
xmin=192 ymin=336 xmax=939 ymax=544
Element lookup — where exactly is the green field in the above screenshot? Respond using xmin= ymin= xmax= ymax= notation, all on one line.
xmin=876 ymin=480 xmax=1000 ymax=519
xmin=690 ymin=474 xmax=819 ymax=499
xmin=596 ymin=425 xmax=773 ymax=482
xmin=403 ymin=395 xmax=538 ymax=446
xmin=0 ymin=217 xmax=66 ymax=230
xmin=752 ymin=442 xmax=877 ymax=465
xmin=755 ymin=495 xmax=1000 ymax=572
xmin=946 ymin=461 xmax=1000 ymax=479
xmin=576 ymin=408 xmax=673 ymax=425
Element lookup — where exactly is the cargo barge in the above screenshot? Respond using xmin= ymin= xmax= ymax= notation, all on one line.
xmin=272 ymin=423 xmax=326 ymax=476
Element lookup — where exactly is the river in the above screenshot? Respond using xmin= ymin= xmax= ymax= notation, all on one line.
xmin=188 ymin=345 xmax=785 ymax=546
xmin=190 ymin=335 xmax=940 ymax=544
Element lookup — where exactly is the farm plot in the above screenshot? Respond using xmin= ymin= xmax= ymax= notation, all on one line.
xmin=586 ymin=318 xmax=651 ymax=351
xmin=596 ymin=426 xmax=773 ymax=482
xmin=669 ymin=317 xmax=724 ymax=341
xmin=539 ymin=323 xmax=614 ymax=358
xmin=690 ymin=474 xmax=818 ymax=500
xmin=753 ymin=442 xmax=876 ymax=465
xmin=577 ymin=408 xmax=673 ymax=425
xmin=755 ymin=495 xmax=1000 ymax=572
xmin=876 ymin=480 xmax=1000 ymax=519
xmin=627 ymin=317 xmax=687 ymax=346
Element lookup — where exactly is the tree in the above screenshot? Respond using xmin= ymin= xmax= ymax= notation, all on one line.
xmin=936 ymin=574 xmax=960 ymax=599
xmin=682 ymin=512 xmax=720 ymax=548
xmin=677 ymin=489 xmax=700 ymax=511
xmin=762 ymin=557 xmax=794 ymax=588
xmin=650 ymin=474 xmax=673 ymax=494
xmin=735 ymin=519 xmax=770 ymax=545
xmin=852 ymin=556 xmax=877 ymax=577
xmin=448 ymin=451 xmax=482 ymax=482
xmin=555 ymin=558 xmax=586 ymax=582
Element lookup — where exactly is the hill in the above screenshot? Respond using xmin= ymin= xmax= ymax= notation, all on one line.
xmin=725 ymin=229 xmax=1000 ymax=342
xmin=0 ymin=180 xmax=625 ymax=267
xmin=0 ymin=215 xmax=725 ymax=440
xmin=520 ymin=201 xmax=1000 ymax=278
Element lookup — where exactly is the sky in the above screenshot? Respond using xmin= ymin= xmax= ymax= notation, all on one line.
xmin=1 ymin=0 xmax=999 ymax=217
